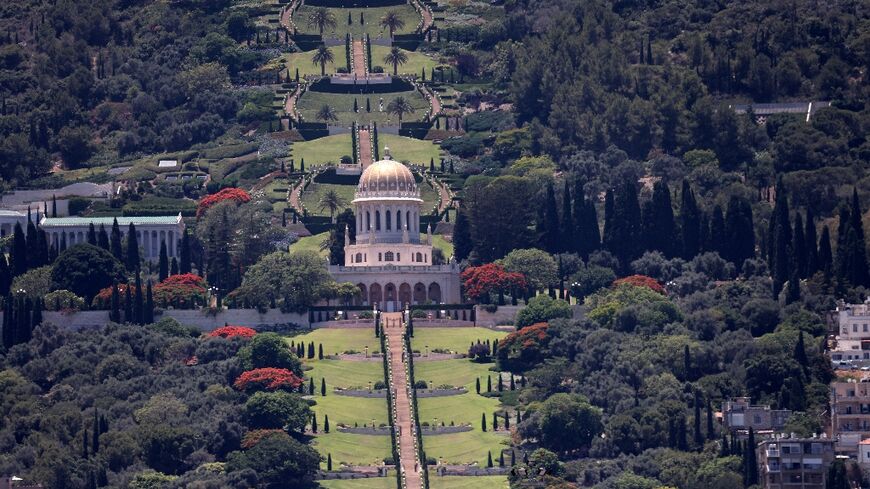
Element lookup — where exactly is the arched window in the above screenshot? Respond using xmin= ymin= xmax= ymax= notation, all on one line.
xmin=378 ymin=253 xmax=382 ymax=262
xmin=416 ymin=252 xmax=423 ymax=262
xmin=356 ymin=253 xmax=363 ymax=263
xmin=397 ymin=210 xmax=402 ymax=230
xmin=406 ymin=211 xmax=411 ymax=230
xmin=375 ymin=210 xmax=381 ymax=230
xmin=366 ymin=211 xmax=371 ymax=230
xmin=397 ymin=253 xmax=400 ymax=261
xmin=386 ymin=210 xmax=391 ymax=231
xmin=384 ymin=251 xmax=394 ymax=261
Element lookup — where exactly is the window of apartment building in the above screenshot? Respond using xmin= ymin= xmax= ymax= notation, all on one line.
xmin=855 ymin=325 xmax=859 ymax=332
xmin=782 ymin=444 xmax=801 ymax=454
xmin=864 ymin=324 xmax=868 ymax=332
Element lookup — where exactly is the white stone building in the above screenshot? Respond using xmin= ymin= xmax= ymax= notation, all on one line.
xmin=328 ymin=153 xmax=461 ymax=312
xmin=0 ymin=209 xmax=43 ymax=237
xmin=39 ymin=215 xmax=185 ymax=261
xmin=830 ymin=299 xmax=870 ymax=364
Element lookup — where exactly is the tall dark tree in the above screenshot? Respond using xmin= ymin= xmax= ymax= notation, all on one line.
xmin=744 ymin=427 xmax=758 ymax=485
xmin=679 ymin=180 xmax=701 ymax=259
xmin=819 ymin=225 xmax=833 ymax=276
xmin=539 ymin=182 xmax=561 ymax=253
xmin=145 ymin=280 xmax=154 ymax=324
xmin=453 ymin=208 xmax=472 ymax=262
xmin=693 ymin=390 xmax=703 ymax=448
xmin=645 ymin=181 xmax=677 ymax=256
xmin=134 ymin=270 xmax=144 ymax=325
xmin=159 ymin=242 xmax=169 ymax=282
xmin=706 ymin=398 xmax=715 ymax=440
xmin=792 ymin=212 xmax=807 ymax=278
xmin=770 ymin=187 xmax=792 ymax=297
xmin=124 ymin=282 xmax=132 ymax=323
xmin=804 ymin=207 xmax=819 ymax=275
xmin=607 ymin=181 xmax=642 ymax=270
xmin=126 ymin=223 xmax=139 ymax=272
xmin=97 ymin=224 xmax=109 ymax=251
xmin=328 ymin=209 xmax=355 ymax=266
xmin=835 ymin=190 xmax=870 ymax=287
xmin=11 ymin=223 xmax=26 ymax=277
xmin=25 ymin=217 xmax=37 ymax=269
xmin=0 ymin=255 xmax=10 ymax=296
xmin=110 ymin=218 xmax=123 ymax=262
xmin=602 ymin=188 xmax=615 ymax=253
xmin=87 ymin=223 xmax=97 ymax=246
xmin=706 ymin=205 xmax=725 ymax=255
xmin=560 ymin=180 xmax=573 ymax=251
xmin=723 ymin=195 xmax=755 ymax=265
xmin=109 ymin=280 xmax=120 ymax=323
xmin=179 ymin=230 xmax=192 ymax=274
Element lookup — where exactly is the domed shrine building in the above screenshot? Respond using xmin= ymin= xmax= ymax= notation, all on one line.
xmin=328 ymin=152 xmax=461 ymax=312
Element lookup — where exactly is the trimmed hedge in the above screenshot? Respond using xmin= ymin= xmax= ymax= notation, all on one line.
xmin=122 ymin=196 xmax=197 ymax=217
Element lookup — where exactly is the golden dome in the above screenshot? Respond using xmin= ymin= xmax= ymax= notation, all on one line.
xmin=357 ymin=157 xmax=417 ymax=196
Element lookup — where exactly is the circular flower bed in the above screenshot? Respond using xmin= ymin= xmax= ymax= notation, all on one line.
xmin=197 ymin=187 xmax=251 ymax=217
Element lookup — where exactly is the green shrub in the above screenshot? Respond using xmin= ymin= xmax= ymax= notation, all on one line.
xmin=67 ymin=197 xmax=91 ymax=215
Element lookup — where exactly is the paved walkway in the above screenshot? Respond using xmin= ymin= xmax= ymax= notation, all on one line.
xmin=352 ymin=40 xmax=367 ymax=78
xmin=289 ymin=177 xmax=305 ymax=214
xmin=383 ymin=312 xmax=423 ymax=489
xmin=411 ymin=0 xmax=434 ymax=33
xmin=358 ymin=128 xmax=374 ymax=169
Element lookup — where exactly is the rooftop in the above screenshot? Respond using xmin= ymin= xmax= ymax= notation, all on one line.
xmin=39 ymin=215 xmax=182 ymax=227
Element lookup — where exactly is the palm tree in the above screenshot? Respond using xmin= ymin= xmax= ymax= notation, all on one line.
xmin=311 ymin=45 xmax=335 ymax=75
xmin=386 ymin=96 xmax=415 ymax=121
xmin=307 ymin=8 xmax=336 ymax=35
xmin=383 ymin=46 xmax=408 ymax=76
xmin=316 ymin=104 xmax=338 ymax=122
xmin=319 ymin=189 xmax=347 ymax=222
xmin=379 ymin=11 xmax=405 ymax=37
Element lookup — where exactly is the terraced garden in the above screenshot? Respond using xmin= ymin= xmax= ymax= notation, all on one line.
xmin=296 ymin=89 xmax=430 ymax=125
xmin=293 ymin=5 xmax=420 ymax=38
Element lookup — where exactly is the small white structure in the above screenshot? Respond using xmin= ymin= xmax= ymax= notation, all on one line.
xmin=830 ymin=299 xmax=870 ymax=363
xmin=328 ymin=151 xmax=461 ymax=312
xmin=0 ymin=209 xmax=42 ymax=237
xmin=158 ymin=160 xmax=178 ymax=168
xmin=39 ymin=214 xmax=185 ymax=260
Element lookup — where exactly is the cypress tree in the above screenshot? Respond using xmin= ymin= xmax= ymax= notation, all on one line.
xmin=321 ymin=378 xmax=326 ymax=396
xmin=309 ymin=377 xmax=314 ymax=395
xmin=25 ymin=216 xmax=37 ymax=270
xmin=572 ymin=179 xmax=587 ymax=257
xmin=706 ymin=397 xmax=715 ymax=440
xmin=744 ymin=427 xmax=758 ymax=485
xmin=158 ymin=242 xmax=169 ymax=282
xmin=308 ymin=341 xmax=315 ymax=358
xmin=693 ymin=391 xmax=703 ymax=448
xmin=835 ymin=191 xmax=870 ymax=286
xmin=327 ymin=453 xmax=332 ymax=470
xmin=539 ymin=182 xmax=560 ymax=253
xmin=560 ymin=180 xmax=573 ymax=251
xmin=707 ymin=205 xmax=725 ymax=255
xmin=125 ymin=223 xmax=139 ymax=271
xmin=805 ymin=207 xmax=819 ymax=275
xmin=134 ymin=270 xmax=144 ymax=324
xmin=311 ymin=413 xmax=317 ymax=433
xmin=680 ymin=180 xmax=701 ymax=259
xmin=487 ymin=451 xmax=493 ymax=468
xmin=110 ymin=218 xmax=123 ymax=261
xmin=493 ymin=412 xmax=498 ymax=430
xmin=51 ymin=195 xmax=57 ymax=217
xmin=794 ymin=330 xmax=809 ymax=371
xmin=97 ymin=224 xmax=109 ymax=250
xmin=602 ymin=188 xmax=615 ymax=253
xmin=510 ymin=449 xmax=516 ymax=466
xmin=609 ymin=180 xmax=643 ymax=269
xmin=11 ymin=223 xmax=26 ymax=277
xmin=770 ymin=188 xmax=792 ymax=297
xmin=792 ymin=212 xmax=807 ymax=278
xmin=499 ymin=451 xmax=504 ymax=467
xmin=145 ymin=280 xmax=154 ymax=324
xmin=476 ymin=377 xmax=481 ymax=394
xmin=0 ymin=255 xmax=10 ymax=296
xmin=87 ymin=223 xmax=97 ymax=246
xmin=318 ymin=343 xmax=324 ymax=359
xmin=497 ymin=375 xmax=503 ymax=392
xmin=324 ymin=414 xmax=330 ymax=432
xmin=59 ymin=232 xmax=66 ymax=253
xmin=170 ymin=257 xmax=178 ymax=276
xmin=724 ymin=195 xmax=755 ymax=265
xmin=180 ymin=230 xmax=192 ymax=274
xmin=819 ymin=225 xmax=833 ymax=276
xmin=481 ymin=413 xmax=487 ymax=432
xmin=486 ymin=375 xmax=491 ymax=392
xmin=648 ymin=180 xmax=677 ymax=256
xmin=453 ymin=209 xmax=472 ymax=261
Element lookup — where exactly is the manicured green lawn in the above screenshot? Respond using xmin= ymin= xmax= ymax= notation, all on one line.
xmin=418 ymin=391 xmax=501 ymax=428
xmin=422 ymin=430 xmax=509 ymax=466
xmin=310 ymin=393 xmax=388 ymax=426
xmin=415 ymin=359 xmax=499 ymax=390
xmin=291 ymin=329 xmax=380 ymax=356
xmin=294 ymin=5 xmax=419 ymax=38
xmin=296 ymin=89 xmax=429 ymax=126
xmin=281 ymin=46 xmax=346 ymax=79
xmin=305 ymin=359 xmax=386 ymax=389
xmin=312 ymin=431 xmax=393 ymax=468
xmin=291 ymin=231 xmax=330 ymax=257
xmin=411 ymin=328 xmax=507 ymax=355
xmin=432 ymin=235 xmax=453 ymax=259
xmin=428 ymin=476 xmax=509 ymax=489
xmin=371 ymin=44 xmax=440 ymax=77
xmin=319 ymin=478 xmax=396 ymax=489
xmin=381 ymin=134 xmax=441 ymax=166
xmin=300 ymin=182 xmax=359 ymax=217
xmin=292 ymin=134 xmax=354 ymax=165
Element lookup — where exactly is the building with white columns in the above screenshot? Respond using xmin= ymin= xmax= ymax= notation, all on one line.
xmin=328 ymin=152 xmax=461 ymax=312
xmin=39 ymin=215 xmax=185 ymax=260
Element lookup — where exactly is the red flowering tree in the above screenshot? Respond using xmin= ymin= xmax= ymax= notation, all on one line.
xmin=154 ymin=273 xmax=208 ymax=308
xmin=461 ymin=263 xmax=526 ymax=303
xmin=234 ymin=368 xmax=304 ymax=392
xmin=613 ymin=275 xmax=665 ymax=294
xmin=208 ymin=326 xmax=257 ymax=339
xmin=241 ymin=429 xmax=289 ymax=449
xmin=197 ymin=187 xmax=251 ymax=217
xmin=496 ymin=322 xmax=549 ymax=372
xmin=91 ymin=283 xmax=139 ymax=309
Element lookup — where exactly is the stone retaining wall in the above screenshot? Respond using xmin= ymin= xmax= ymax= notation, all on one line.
xmin=28 ymin=308 xmax=310 ymax=331
xmin=474 ymin=305 xmax=523 ymax=328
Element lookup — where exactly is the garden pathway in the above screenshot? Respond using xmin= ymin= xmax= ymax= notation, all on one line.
xmin=383 ymin=312 xmax=423 ymax=489
xmin=358 ymin=127 xmax=374 ymax=169
xmin=352 ymin=40 xmax=367 ymax=78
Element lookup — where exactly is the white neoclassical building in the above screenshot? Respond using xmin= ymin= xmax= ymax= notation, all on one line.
xmin=328 ymin=152 xmax=461 ymax=312
xmin=39 ymin=215 xmax=186 ymax=261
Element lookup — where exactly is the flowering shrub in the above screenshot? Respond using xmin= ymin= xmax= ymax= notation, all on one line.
xmin=208 ymin=326 xmax=257 ymax=339
xmin=234 ymin=368 xmax=304 ymax=392
xmin=197 ymin=187 xmax=251 ymax=217
xmin=461 ymin=263 xmax=526 ymax=303
xmin=154 ymin=274 xmax=207 ymax=308
xmin=241 ymin=429 xmax=289 ymax=449
xmin=91 ymin=283 xmax=139 ymax=309
xmin=496 ymin=322 xmax=549 ymax=372
xmin=613 ymin=275 xmax=666 ymax=294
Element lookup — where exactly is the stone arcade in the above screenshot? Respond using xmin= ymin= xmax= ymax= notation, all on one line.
xmin=328 ymin=151 xmax=461 ymax=312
